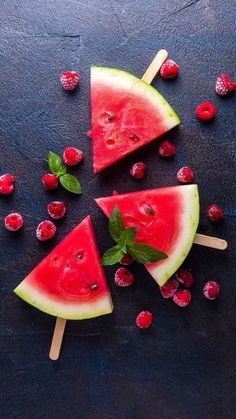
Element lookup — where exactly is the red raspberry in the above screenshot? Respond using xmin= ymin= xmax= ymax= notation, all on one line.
xmin=42 ymin=173 xmax=58 ymax=191
xmin=196 ymin=102 xmax=216 ymax=121
xmin=173 ymin=289 xmax=191 ymax=307
xmin=5 ymin=213 xmax=24 ymax=231
xmin=160 ymin=59 xmax=179 ymax=79
xmin=63 ymin=147 xmax=84 ymax=166
xmin=130 ymin=162 xmax=147 ymax=179
xmin=159 ymin=140 xmax=176 ymax=158
xmin=177 ymin=166 xmax=193 ymax=183
xmin=160 ymin=278 xmax=179 ymax=298
xmin=175 ymin=268 xmax=193 ymax=288
xmin=60 ymin=71 xmax=79 ymax=91
xmin=203 ymin=281 xmax=220 ymax=300
xmin=36 ymin=220 xmax=56 ymax=241
xmin=0 ymin=173 xmax=15 ymax=195
xmin=136 ymin=311 xmax=153 ymax=329
xmin=119 ymin=253 xmax=133 ymax=266
xmin=215 ymin=73 xmax=236 ymax=96
xmin=47 ymin=201 xmax=66 ymax=220
xmin=207 ymin=203 xmax=224 ymax=222
xmin=114 ymin=267 xmax=134 ymax=287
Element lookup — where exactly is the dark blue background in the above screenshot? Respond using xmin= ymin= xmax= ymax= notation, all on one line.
xmin=0 ymin=1 xmax=235 ymax=418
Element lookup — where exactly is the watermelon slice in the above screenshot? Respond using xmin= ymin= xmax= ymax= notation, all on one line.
xmin=91 ymin=66 xmax=180 ymax=173
xmin=14 ymin=216 xmax=113 ymax=320
xmin=95 ymin=185 xmax=199 ymax=286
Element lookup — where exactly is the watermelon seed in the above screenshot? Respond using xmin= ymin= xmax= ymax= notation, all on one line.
xmin=144 ymin=204 xmax=155 ymax=216
xmin=106 ymin=139 xmax=115 ymax=146
xmin=130 ymin=134 xmax=140 ymax=142
xmin=90 ymin=284 xmax=99 ymax=290
xmin=76 ymin=251 xmax=84 ymax=260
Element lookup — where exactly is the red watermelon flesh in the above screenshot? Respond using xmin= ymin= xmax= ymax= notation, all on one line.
xmin=91 ymin=67 xmax=180 ymax=173
xmin=14 ymin=216 xmax=113 ymax=320
xmin=95 ymin=185 xmax=199 ymax=286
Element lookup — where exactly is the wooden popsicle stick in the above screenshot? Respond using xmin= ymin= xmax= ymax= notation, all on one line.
xmin=142 ymin=49 xmax=168 ymax=84
xmin=49 ymin=317 xmax=67 ymax=360
xmin=193 ymin=233 xmax=227 ymax=250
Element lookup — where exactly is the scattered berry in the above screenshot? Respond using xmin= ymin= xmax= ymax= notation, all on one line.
xmin=175 ymin=268 xmax=194 ymax=288
xmin=215 ymin=73 xmax=236 ymax=96
xmin=42 ymin=173 xmax=58 ymax=191
xmin=47 ymin=201 xmax=66 ymax=220
xmin=173 ymin=289 xmax=191 ymax=307
xmin=159 ymin=140 xmax=176 ymax=158
xmin=114 ymin=267 xmax=134 ymax=287
xmin=5 ymin=213 xmax=23 ymax=231
xmin=160 ymin=278 xmax=179 ymax=298
xmin=120 ymin=253 xmax=133 ymax=266
xmin=203 ymin=281 xmax=220 ymax=300
xmin=207 ymin=203 xmax=224 ymax=222
xmin=63 ymin=147 xmax=84 ymax=166
xmin=60 ymin=71 xmax=79 ymax=91
xmin=136 ymin=311 xmax=153 ymax=329
xmin=0 ymin=174 xmax=15 ymax=195
xmin=130 ymin=162 xmax=147 ymax=179
xmin=36 ymin=220 xmax=56 ymax=241
xmin=160 ymin=59 xmax=179 ymax=79
xmin=177 ymin=166 xmax=193 ymax=183
xmin=196 ymin=102 xmax=216 ymax=121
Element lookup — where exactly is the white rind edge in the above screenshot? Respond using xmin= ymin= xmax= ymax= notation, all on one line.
xmin=146 ymin=184 xmax=200 ymax=286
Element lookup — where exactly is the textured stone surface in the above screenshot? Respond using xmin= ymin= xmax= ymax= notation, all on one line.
xmin=0 ymin=1 xmax=235 ymax=418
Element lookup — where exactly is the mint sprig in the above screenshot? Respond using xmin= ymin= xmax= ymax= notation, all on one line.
xmin=101 ymin=206 xmax=167 ymax=266
xmin=47 ymin=151 xmax=82 ymax=194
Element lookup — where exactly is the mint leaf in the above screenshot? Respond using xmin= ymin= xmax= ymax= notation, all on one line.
xmin=59 ymin=173 xmax=82 ymax=194
xmin=108 ymin=206 xmax=124 ymax=242
xmin=48 ymin=151 xmax=66 ymax=176
xmin=127 ymin=243 xmax=167 ymax=264
xmin=119 ymin=228 xmax=136 ymax=250
xmin=101 ymin=245 xmax=124 ymax=266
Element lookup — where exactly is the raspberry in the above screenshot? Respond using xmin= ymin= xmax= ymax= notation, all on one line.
xmin=215 ymin=73 xmax=236 ymax=96
xmin=160 ymin=59 xmax=179 ymax=79
xmin=130 ymin=162 xmax=147 ymax=179
xmin=63 ymin=147 xmax=84 ymax=166
xmin=207 ymin=203 xmax=224 ymax=222
xmin=196 ymin=102 xmax=216 ymax=121
xmin=175 ymin=268 xmax=193 ymax=288
xmin=120 ymin=253 xmax=134 ymax=266
xmin=136 ymin=311 xmax=153 ymax=329
xmin=36 ymin=220 xmax=56 ymax=241
xmin=114 ymin=267 xmax=134 ymax=287
xmin=60 ymin=71 xmax=79 ymax=91
xmin=47 ymin=201 xmax=66 ymax=220
xmin=177 ymin=166 xmax=193 ymax=183
xmin=0 ymin=173 xmax=15 ymax=195
xmin=159 ymin=140 xmax=176 ymax=158
xmin=203 ymin=281 xmax=220 ymax=300
xmin=173 ymin=289 xmax=191 ymax=307
xmin=42 ymin=173 xmax=58 ymax=191
xmin=160 ymin=278 xmax=179 ymax=298
xmin=5 ymin=213 xmax=23 ymax=231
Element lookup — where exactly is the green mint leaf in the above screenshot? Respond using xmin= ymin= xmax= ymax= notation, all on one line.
xmin=119 ymin=228 xmax=136 ymax=250
xmin=108 ymin=206 xmax=124 ymax=242
xmin=101 ymin=245 xmax=124 ymax=266
xmin=127 ymin=242 xmax=168 ymax=264
xmin=48 ymin=151 xmax=66 ymax=176
xmin=59 ymin=173 xmax=82 ymax=194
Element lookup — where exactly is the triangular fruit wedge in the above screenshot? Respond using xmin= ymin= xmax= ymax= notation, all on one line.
xmin=91 ymin=66 xmax=180 ymax=173
xmin=96 ymin=185 xmax=199 ymax=286
xmin=14 ymin=216 xmax=113 ymax=320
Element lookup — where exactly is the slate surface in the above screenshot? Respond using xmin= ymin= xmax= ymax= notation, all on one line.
xmin=0 ymin=1 xmax=235 ymax=418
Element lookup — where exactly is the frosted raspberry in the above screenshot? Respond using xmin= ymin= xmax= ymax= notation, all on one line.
xmin=215 ymin=73 xmax=236 ymax=96
xmin=159 ymin=140 xmax=176 ymax=158
xmin=177 ymin=166 xmax=193 ymax=183
xmin=5 ymin=213 xmax=23 ymax=231
xmin=196 ymin=102 xmax=216 ymax=121
xmin=114 ymin=267 xmax=134 ymax=287
xmin=203 ymin=281 xmax=220 ymax=300
xmin=175 ymin=268 xmax=193 ymax=288
xmin=42 ymin=173 xmax=58 ymax=191
xmin=160 ymin=278 xmax=179 ymax=298
xmin=136 ymin=311 xmax=153 ymax=329
xmin=0 ymin=173 xmax=15 ymax=195
xmin=207 ymin=203 xmax=224 ymax=222
xmin=47 ymin=201 xmax=66 ymax=220
xmin=63 ymin=147 xmax=84 ymax=166
xmin=173 ymin=290 xmax=191 ymax=307
xmin=160 ymin=59 xmax=179 ymax=79
xmin=130 ymin=162 xmax=147 ymax=179
xmin=36 ymin=220 xmax=56 ymax=241
xmin=60 ymin=71 xmax=79 ymax=91
xmin=120 ymin=253 xmax=134 ymax=266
